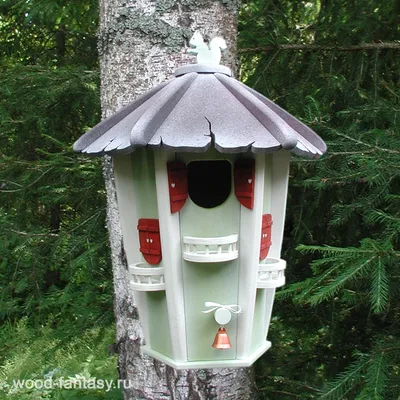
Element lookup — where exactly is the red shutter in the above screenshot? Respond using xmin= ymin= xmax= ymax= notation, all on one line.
xmin=167 ymin=161 xmax=188 ymax=213
xmin=234 ymin=159 xmax=255 ymax=209
xmin=260 ymin=214 xmax=273 ymax=260
xmin=137 ymin=218 xmax=162 ymax=265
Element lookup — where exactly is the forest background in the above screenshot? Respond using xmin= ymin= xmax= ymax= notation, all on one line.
xmin=0 ymin=0 xmax=399 ymax=399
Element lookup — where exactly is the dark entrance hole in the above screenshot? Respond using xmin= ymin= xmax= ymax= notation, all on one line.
xmin=187 ymin=160 xmax=231 ymax=209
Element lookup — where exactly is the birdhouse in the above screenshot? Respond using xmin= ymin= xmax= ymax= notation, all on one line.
xmin=73 ymin=36 xmax=326 ymax=369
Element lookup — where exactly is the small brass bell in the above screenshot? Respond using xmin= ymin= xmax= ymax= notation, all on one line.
xmin=212 ymin=327 xmax=232 ymax=349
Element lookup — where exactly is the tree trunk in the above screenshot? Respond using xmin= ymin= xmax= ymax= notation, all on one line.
xmin=99 ymin=0 xmax=257 ymax=399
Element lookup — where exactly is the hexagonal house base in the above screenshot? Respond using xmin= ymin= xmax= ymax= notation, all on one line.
xmin=141 ymin=341 xmax=272 ymax=370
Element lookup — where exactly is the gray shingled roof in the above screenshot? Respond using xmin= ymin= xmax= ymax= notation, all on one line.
xmin=73 ymin=64 xmax=327 ymax=158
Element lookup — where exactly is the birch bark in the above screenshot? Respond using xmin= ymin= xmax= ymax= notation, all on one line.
xmin=99 ymin=0 xmax=256 ymax=398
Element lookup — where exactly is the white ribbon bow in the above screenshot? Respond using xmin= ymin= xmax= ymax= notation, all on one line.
xmin=202 ymin=301 xmax=242 ymax=314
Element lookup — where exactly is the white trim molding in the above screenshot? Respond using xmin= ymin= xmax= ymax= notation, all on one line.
xmin=236 ymin=154 xmax=265 ymax=359
xmin=141 ymin=341 xmax=271 ymax=370
xmin=154 ymin=150 xmax=188 ymax=362
xmin=269 ymin=150 xmax=290 ymax=259
xmin=113 ymin=155 xmax=151 ymax=345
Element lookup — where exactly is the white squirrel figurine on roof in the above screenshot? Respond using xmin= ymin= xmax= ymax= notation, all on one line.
xmin=188 ymin=31 xmax=227 ymax=65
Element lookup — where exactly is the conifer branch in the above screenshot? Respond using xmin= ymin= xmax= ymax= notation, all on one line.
xmin=9 ymin=230 xmax=59 ymax=238
xmin=327 ymin=150 xmax=376 ymax=156
xmin=296 ymin=244 xmax=375 ymax=255
xmin=294 ymin=261 xmax=345 ymax=301
xmin=370 ymin=258 xmax=389 ymax=313
xmin=0 ymin=168 xmax=54 ymax=193
xmin=269 ymin=390 xmax=301 ymax=398
xmin=263 ymin=376 xmax=322 ymax=392
xmin=67 ymin=209 xmax=105 ymax=234
xmin=239 ymin=42 xmax=400 ymax=54
xmin=319 ymin=355 xmax=368 ymax=399
xmin=309 ymin=256 xmax=377 ymax=305
xmin=333 ymin=132 xmax=400 ymax=154
xmin=360 ymin=351 xmax=389 ymax=400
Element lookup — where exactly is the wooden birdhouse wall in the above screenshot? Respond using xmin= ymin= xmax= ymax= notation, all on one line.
xmin=113 ymin=148 xmax=291 ymax=369
xmin=153 ymin=151 xmax=187 ymax=362
xmin=113 ymin=151 xmax=173 ymax=360
xmin=179 ymin=150 xmax=240 ymax=362
xmin=255 ymin=150 xmax=290 ymax=345
xmin=249 ymin=156 xmax=272 ymax=353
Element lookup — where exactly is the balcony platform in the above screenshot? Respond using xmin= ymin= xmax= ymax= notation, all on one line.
xmin=257 ymin=258 xmax=286 ymax=288
xmin=182 ymin=234 xmax=239 ymax=263
xmin=129 ymin=263 xmax=166 ymax=291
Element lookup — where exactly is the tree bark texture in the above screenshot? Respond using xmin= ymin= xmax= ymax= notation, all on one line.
xmin=99 ymin=0 xmax=257 ymax=398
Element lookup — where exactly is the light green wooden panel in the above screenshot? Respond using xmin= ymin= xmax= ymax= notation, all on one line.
xmin=131 ymin=150 xmax=158 ymax=219
xmin=130 ymin=151 xmax=173 ymax=355
xmin=263 ymin=155 xmax=272 ymax=214
xmin=183 ymin=260 xmax=239 ymax=361
xmin=146 ymin=291 xmax=173 ymax=358
xmin=179 ymin=152 xmax=239 ymax=237
xmin=251 ymin=289 xmax=267 ymax=352
xmin=130 ymin=150 xmax=163 ymax=271
xmin=179 ymin=151 xmax=240 ymax=361
xmin=179 ymin=196 xmax=239 ymax=237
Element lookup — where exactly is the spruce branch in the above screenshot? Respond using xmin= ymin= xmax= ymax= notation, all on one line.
xmin=333 ymin=131 xmax=400 ymax=155
xmin=319 ymin=354 xmax=369 ymax=399
xmin=294 ymin=240 xmax=396 ymax=310
xmin=296 ymin=244 xmax=375 ymax=256
xmin=361 ymin=351 xmax=388 ymax=400
xmin=0 ymin=167 xmax=54 ymax=193
xmin=370 ymin=258 xmax=390 ymax=314
xmin=308 ymin=256 xmax=377 ymax=305
xmin=294 ymin=260 xmax=346 ymax=302
xmin=8 ymin=230 xmax=59 ymax=238
xmin=239 ymin=42 xmax=400 ymax=54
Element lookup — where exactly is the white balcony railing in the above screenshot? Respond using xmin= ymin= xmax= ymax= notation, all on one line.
xmin=182 ymin=234 xmax=239 ymax=263
xmin=129 ymin=263 xmax=166 ymax=291
xmin=257 ymin=258 xmax=286 ymax=289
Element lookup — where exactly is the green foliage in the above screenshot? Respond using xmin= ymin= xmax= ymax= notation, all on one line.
xmin=0 ymin=2 xmax=120 ymax=398
xmin=281 ymin=239 xmax=396 ymax=313
xmin=318 ymin=352 xmax=369 ymax=400
xmin=0 ymin=0 xmax=98 ymax=67
xmin=317 ymin=341 xmax=397 ymax=400
xmin=0 ymin=320 xmax=122 ymax=399
xmin=1 ymin=0 xmax=399 ymax=399
xmin=239 ymin=0 xmax=400 ymax=399
xmin=0 ymin=65 xmax=112 ymax=332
